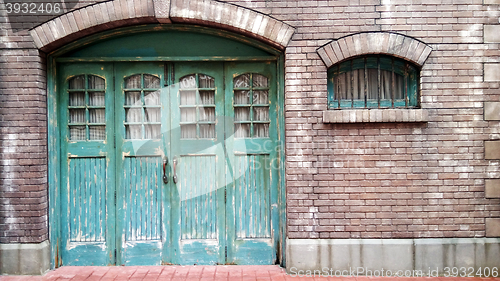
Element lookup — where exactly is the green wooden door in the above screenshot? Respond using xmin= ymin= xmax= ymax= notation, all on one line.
xmin=58 ymin=61 xmax=278 ymax=266
xmin=224 ymin=62 xmax=279 ymax=265
xmin=59 ymin=62 xmax=116 ymax=265
xmin=114 ymin=62 xmax=168 ymax=265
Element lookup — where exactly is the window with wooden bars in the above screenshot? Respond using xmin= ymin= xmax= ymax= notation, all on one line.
xmin=328 ymin=55 xmax=419 ymax=109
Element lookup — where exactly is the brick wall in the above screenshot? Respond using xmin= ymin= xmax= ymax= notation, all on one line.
xmin=1 ymin=0 xmax=499 ymax=243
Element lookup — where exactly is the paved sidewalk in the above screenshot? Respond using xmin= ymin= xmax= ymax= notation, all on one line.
xmin=1 ymin=265 xmax=500 ymax=281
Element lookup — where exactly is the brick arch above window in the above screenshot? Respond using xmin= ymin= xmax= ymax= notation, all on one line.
xmin=29 ymin=0 xmax=295 ymax=52
xmin=317 ymin=32 xmax=432 ymax=68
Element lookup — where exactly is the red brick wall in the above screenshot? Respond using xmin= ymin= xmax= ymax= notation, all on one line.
xmin=0 ymin=0 xmax=499 ymax=243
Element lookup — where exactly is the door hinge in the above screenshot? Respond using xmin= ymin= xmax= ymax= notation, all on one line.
xmin=225 ymin=245 xmax=228 ymax=258
xmin=114 ymin=249 xmax=117 ymax=263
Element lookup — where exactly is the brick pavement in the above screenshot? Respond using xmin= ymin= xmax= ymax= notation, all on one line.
xmin=1 ymin=266 xmax=500 ymax=281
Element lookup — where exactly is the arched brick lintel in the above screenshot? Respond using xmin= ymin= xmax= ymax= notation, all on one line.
xmin=317 ymin=32 xmax=433 ymax=68
xmin=29 ymin=0 xmax=295 ymax=52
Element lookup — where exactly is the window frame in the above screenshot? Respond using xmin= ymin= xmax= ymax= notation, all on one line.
xmin=327 ymin=55 xmax=420 ymax=110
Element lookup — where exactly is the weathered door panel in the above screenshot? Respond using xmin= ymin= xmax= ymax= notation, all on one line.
xmin=224 ymin=62 xmax=279 ymax=265
xmin=170 ymin=62 xmax=226 ymax=265
xmin=59 ymin=63 xmax=115 ymax=265
xmin=114 ymin=62 xmax=168 ymax=265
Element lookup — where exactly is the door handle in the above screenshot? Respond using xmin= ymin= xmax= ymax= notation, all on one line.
xmin=163 ymin=157 xmax=169 ymax=184
xmin=172 ymin=157 xmax=178 ymax=184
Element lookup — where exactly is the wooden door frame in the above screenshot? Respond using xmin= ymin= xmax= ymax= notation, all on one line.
xmin=47 ymin=24 xmax=287 ymax=268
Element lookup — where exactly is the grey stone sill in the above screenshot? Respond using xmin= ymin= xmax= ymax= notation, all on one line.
xmin=323 ymin=108 xmax=428 ymax=123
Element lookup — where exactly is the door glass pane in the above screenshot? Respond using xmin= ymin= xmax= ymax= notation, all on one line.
xmin=69 ymin=75 xmax=85 ymax=89
xmin=124 ymin=74 xmax=161 ymax=140
xmin=144 ymin=91 xmax=160 ymax=106
xmin=145 ymin=108 xmax=160 ymax=123
xmin=126 ymin=125 xmax=142 ymax=139
xmin=126 ymin=108 xmax=143 ymax=122
xmin=69 ymin=92 xmax=85 ymax=106
xmin=89 ymin=109 xmax=105 ymax=123
xmin=143 ymin=74 xmax=160 ymax=88
xmin=234 ymin=74 xmax=250 ymax=88
xmin=88 ymin=76 xmax=105 ymax=90
xmin=254 ymin=124 xmax=269 ymax=138
xmin=234 ymin=107 xmax=250 ymax=121
xmin=89 ymin=92 xmax=105 ymax=106
xmin=69 ymin=109 xmax=85 ymax=123
xmin=89 ymin=126 xmax=106 ymax=140
xmin=253 ymin=74 xmax=268 ymax=87
xmin=200 ymin=107 xmax=215 ymax=122
xmin=179 ymin=74 xmax=216 ymax=139
xmin=233 ymin=73 xmax=270 ymax=138
xmin=125 ymin=92 xmax=141 ymax=106
xmin=181 ymin=124 xmax=197 ymax=139
xmin=70 ymin=126 xmax=86 ymax=140
xmin=253 ymin=91 xmax=268 ymax=104
xmin=199 ymin=74 xmax=214 ymax=88
xmin=235 ymin=90 xmax=250 ymax=104
xmin=234 ymin=124 xmax=250 ymax=138
xmin=253 ymin=107 xmax=269 ymax=121
xmin=68 ymin=75 xmax=106 ymax=141
xmin=125 ymin=75 xmax=141 ymax=88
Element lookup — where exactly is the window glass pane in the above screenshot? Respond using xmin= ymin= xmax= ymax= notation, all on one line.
xmin=253 ymin=91 xmax=269 ymax=104
xmin=69 ymin=75 xmax=85 ymax=89
xmin=235 ymin=90 xmax=250 ymax=104
xmin=234 ymin=74 xmax=250 ymax=88
xmin=180 ymin=75 xmax=197 ymax=89
xmin=89 ymin=92 xmax=105 ymax=106
xmin=253 ymin=107 xmax=269 ymax=122
xmin=234 ymin=123 xmax=250 ymax=138
xmin=70 ymin=126 xmax=86 ymax=140
xmin=145 ymin=125 xmax=161 ymax=139
xmin=144 ymin=90 xmax=160 ymax=106
xmin=143 ymin=74 xmax=160 ymax=88
xmin=69 ymin=92 xmax=85 ymax=106
xmin=125 ymin=75 xmax=141 ymax=89
xmin=69 ymin=109 xmax=85 ymax=123
xmin=126 ymin=125 xmax=142 ymax=139
xmin=200 ymin=91 xmax=215 ymax=105
xmin=181 ymin=124 xmax=196 ymax=139
xmin=330 ymin=55 xmax=419 ymax=109
xmin=88 ymin=76 xmax=105 ymax=90
xmin=200 ymin=107 xmax=215 ymax=122
xmin=199 ymin=74 xmax=214 ymax=88
xmin=145 ymin=108 xmax=160 ymax=123
xmin=235 ymin=107 xmax=250 ymax=121
xmin=254 ymin=123 xmax=269 ymax=138
xmin=125 ymin=108 xmax=143 ymax=122
xmin=180 ymin=90 xmax=196 ymax=105
xmin=199 ymin=124 xmax=215 ymax=139
xmin=89 ymin=109 xmax=105 ymax=123
xmin=89 ymin=126 xmax=106 ymax=140
xmin=181 ymin=108 xmax=196 ymax=122
xmin=253 ymin=74 xmax=268 ymax=87
xmin=125 ymin=92 xmax=141 ymax=106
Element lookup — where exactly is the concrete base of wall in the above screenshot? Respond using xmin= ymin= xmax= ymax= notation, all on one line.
xmin=0 ymin=241 xmax=50 ymax=275
xmin=286 ymin=238 xmax=500 ymax=277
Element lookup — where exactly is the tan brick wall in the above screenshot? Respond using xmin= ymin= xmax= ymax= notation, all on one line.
xmin=1 ymin=0 xmax=500 ymax=242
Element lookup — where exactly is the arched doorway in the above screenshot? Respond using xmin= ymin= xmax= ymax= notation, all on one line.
xmin=48 ymin=24 xmax=285 ymax=266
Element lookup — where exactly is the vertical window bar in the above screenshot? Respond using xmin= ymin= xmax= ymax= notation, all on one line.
xmin=337 ymin=65 xmax=341 ymax=109
xmin=350 ymin=60 xmax=354 ymax=108
xmin=391 ymin=58 xmax=395 ymax=108
xmin=85 ymin=74 xmax=90 ymax=140
xmin=404 ymin=64 xmax=409 ymax=107
xmin=364 ymin=57 xmax=368 ymax=108
xmin=195 ymin=73 xmax=200 ymax=138
xmin=377 ymin=57 xmax=381 ymax=108
xmin=141 ymin=74 xmax=146 ymax=139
